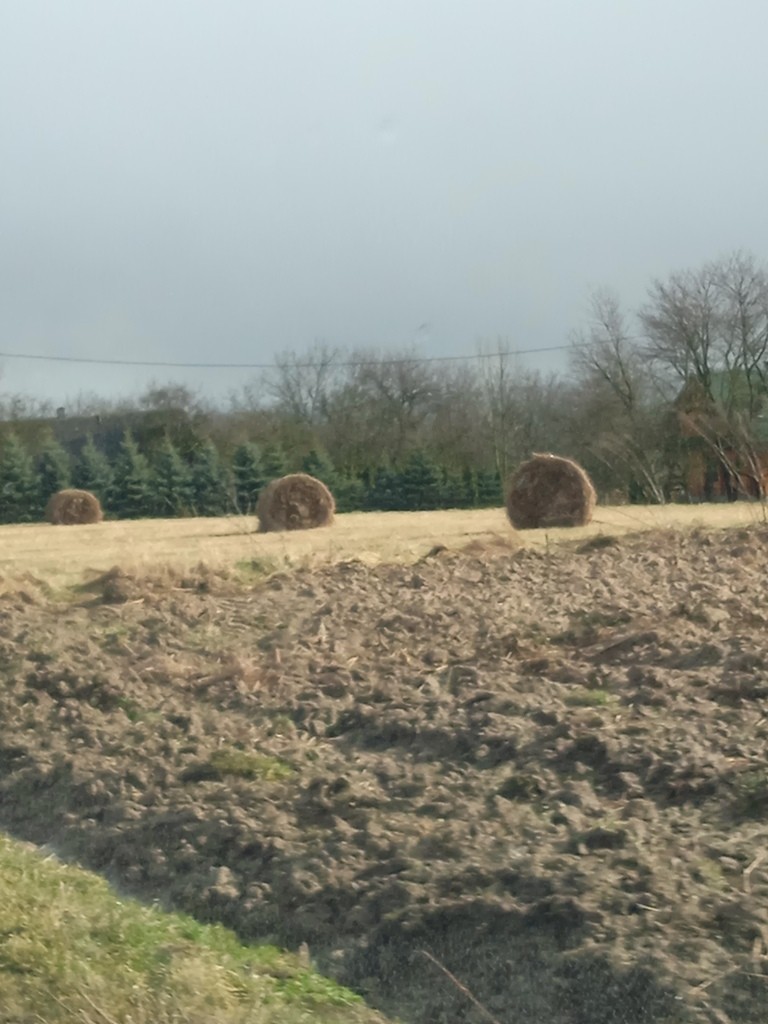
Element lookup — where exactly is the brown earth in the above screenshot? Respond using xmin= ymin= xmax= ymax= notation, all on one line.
xmin=1 ymin=529 xmax=768 ymax=1023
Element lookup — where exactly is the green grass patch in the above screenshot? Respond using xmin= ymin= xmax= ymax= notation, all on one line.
xmin=730 ymin=768 xmax=768 ymax=818
xmin=116 ymin=696 xmax=144 ymax=722
xmin=181 ymin=748 xmax=295 ymax=784
xmin=234 ymin=557 xmax=283 ymax=582
xmin=209 ymin=748 xmax=295 ymax=782
xmin=0 ymin=832 xmax=385 ymax=1024
xmin=691 ymin=857 xmax=727 ymax=889
xmin=565 ymin=689 xmax=615 ymax=707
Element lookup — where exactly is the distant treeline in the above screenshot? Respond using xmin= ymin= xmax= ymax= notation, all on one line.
xmin=6 ymin=251 xmax=768 ymax=521
xmin=0 ymin=430 xmax=504 ymax=523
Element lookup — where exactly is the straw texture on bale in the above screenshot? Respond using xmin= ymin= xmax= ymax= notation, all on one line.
xmin=505 ymin=453 xmax=596 ymax=529
xmin=256 ymin=473 xmax=335 ymax=532
xmin=45 ymin=489 xmax=104 ymax=526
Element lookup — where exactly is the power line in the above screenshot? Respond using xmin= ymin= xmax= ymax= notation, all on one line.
xmin=0 ymin=343 xmax=578 ymax=371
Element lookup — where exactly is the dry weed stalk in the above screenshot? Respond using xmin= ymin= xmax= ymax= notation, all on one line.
xmin=416 ymin=949 xmax=504 ymax=1024
xmin=680 ymin=411 xmax=768 ymax=515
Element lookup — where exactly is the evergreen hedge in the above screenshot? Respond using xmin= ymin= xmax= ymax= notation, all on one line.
xmin=0 ymin=432 xmax=504 ymax=524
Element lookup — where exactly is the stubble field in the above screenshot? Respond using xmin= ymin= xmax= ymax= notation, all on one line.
xmin=0 ymin=501 xmax=763 ymax=588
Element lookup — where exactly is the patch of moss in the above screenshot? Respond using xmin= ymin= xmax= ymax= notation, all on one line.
xmin=266 ymin=713 xmax=296 ymax=737
xmin=116 ymin=696 xmax=144 ymax=722
xmin=730 ymin=768 xmax=768 ymax=818
xmin=565 ymin=689 xmax=615 ymax=708
xmin=234 ymin=557 xmax=281 ymax=582
xmin=692 ymin=858 xmax=727 ymax=889
xmin=208 ymin=747 xmax=294 ymax=782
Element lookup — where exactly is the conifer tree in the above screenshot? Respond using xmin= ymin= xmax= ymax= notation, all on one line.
xmin=36 ymin=436 xmax=71 ymax=512
xmin=261 ymin=442 xmax=287 ymax=482
xmin=333 ymin=473 xmax=365 ymax=513
xmin=476 ymin=467 xmax=502 ymax=507
xmin=364 ymin=467 xmax=404 ymax=511
xmin=232 ymin=443 xmax=265 ymax=513
xmin=74 ymin=436 xmax=114 ymax=510
xmin=461 ymin=467 xmax=478 ymax=507
xmin=0 ymin=434 xmax=39 ymax=523
xmin=301 ymin=449 xmax=365 ymax=513
xmin=188 ymin=439 xmax=231 ymax=516
xmin=112 ymin=432 xmax=154 ymax=519
xmin=398 ymin=449 xmax=443 ymax=510
xmin=151 ymin=436 xmax=192 ymax=517
xmin=441 ymin=468 xmax=473 ymax=509
xmin=301 ymin=448 xmax=336 ymax=483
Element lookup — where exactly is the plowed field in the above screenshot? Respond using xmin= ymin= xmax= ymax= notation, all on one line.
xmin=1 ymin=523 xmax=768 ymax=1023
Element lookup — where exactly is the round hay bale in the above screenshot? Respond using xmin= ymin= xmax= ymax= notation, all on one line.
xmin=505 ymin=453 xmax=596 ymax=529
xmin=256 ymin=473 xmax=335 ymax=533
xmin=45 ymin=488 xmax=104 ymax=526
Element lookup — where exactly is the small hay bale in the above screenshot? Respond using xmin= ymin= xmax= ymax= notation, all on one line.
xmin=45 ymin=489 xmax=104 ymax=526
xmin=256 ymin=473 xmax=335 ymax=533
xmin=505 ymin=453 xmax=596 ymax=529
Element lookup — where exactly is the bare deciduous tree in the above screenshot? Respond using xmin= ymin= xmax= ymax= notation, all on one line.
xmin=427 ymin=364 xmax=488 ymax=471
xmin=640 ymin=251 xmax=768 ymax=413
xmin=349 ymin=348 xmax=439 ymax=463
xmin=477 ymin=343 xmax=522 ymax=481
xmin=263 ymin=342 xmax=341 ymax=426
xmin=641 ymin=264 xmax=718 ymax=392
xmin=570 ymin=288 xmax=644 ymax=412
xmin=477 ymin=342 xmax=575 ymax=482
xmin=570 ymin=290 xmax=671 ymax=501
xmin=715 ymin=251 xmax=768 ymax=416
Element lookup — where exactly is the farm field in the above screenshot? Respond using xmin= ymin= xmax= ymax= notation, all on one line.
xmin=1 ymin=506 xmax=768 ymax=1022
xmin=0 ymin=500 xmax=764 ymax=588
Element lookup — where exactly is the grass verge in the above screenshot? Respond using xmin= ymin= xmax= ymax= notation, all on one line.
xmin=0 ymin=832 xmax=389 ymax=1024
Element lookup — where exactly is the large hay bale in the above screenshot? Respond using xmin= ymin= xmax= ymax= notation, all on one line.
xmin=256 ymin=473 xmax=335 ymax=533
xmin=505 ymin=453 xmax=596 ymax=529
xmin=45 ymin=488 xmax=104 ymax=526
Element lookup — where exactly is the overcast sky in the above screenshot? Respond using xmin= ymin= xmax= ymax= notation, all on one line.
xmin=2 ymin=0 xmax=768 ymax=406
